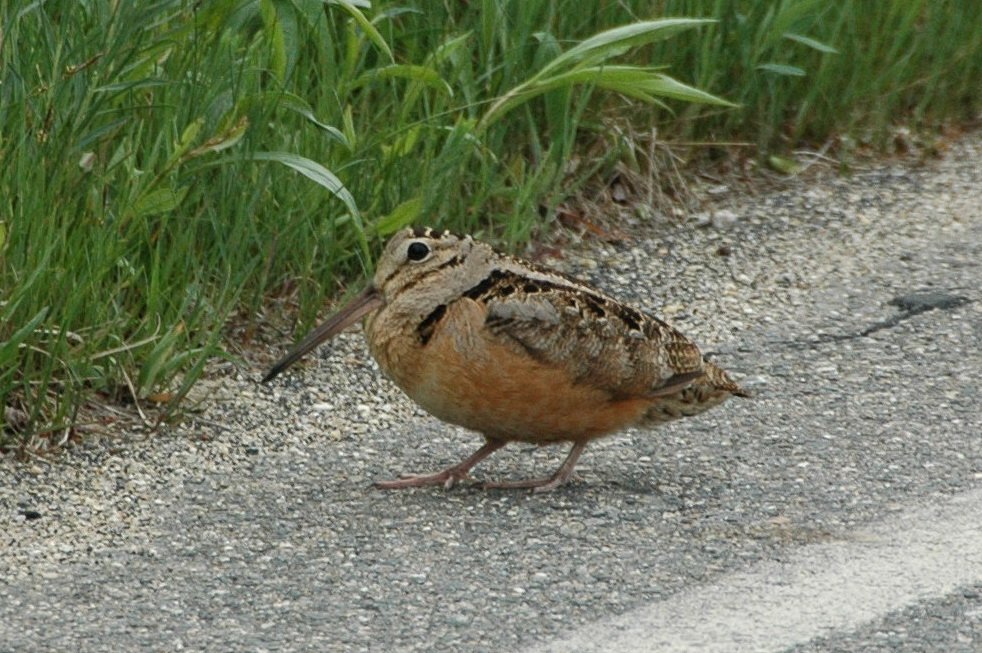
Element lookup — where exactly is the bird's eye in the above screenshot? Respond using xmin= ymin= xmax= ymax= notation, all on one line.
xmin=407 ymin=241 xmax=430 ymax=261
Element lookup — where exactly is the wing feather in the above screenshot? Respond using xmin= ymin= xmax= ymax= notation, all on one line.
xmin=482 ymin=284 xmax=704 ymax=399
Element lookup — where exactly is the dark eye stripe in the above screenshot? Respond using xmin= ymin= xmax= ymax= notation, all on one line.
xmin=386 ymin=254 xmax=465 ymax=295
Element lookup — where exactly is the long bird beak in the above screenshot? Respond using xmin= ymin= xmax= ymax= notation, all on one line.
xmin=262 ymin=285 xmax=384 ymax=383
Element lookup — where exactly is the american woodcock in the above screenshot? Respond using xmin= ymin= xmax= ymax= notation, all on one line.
xmin=263 ymin=226 xmax=748 ymax=492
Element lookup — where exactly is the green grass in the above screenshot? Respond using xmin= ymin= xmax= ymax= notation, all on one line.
xmin=2 ymin=0 xmax=980 ymax=448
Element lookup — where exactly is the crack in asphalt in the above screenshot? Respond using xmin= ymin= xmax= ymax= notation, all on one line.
xmin=861 ymin=291 xmax=972 ymax=336
xmin=767 ymin=290 xmax=971 ymax=352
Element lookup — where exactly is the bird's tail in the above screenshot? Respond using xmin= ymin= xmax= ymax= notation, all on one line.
xmin=703 ymin=359 xmax=751 ymax=398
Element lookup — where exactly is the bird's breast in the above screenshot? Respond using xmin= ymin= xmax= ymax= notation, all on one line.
xmin=365 ymin=298 xmax=653 ymax=442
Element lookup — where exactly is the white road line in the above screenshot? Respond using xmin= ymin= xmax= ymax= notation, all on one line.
xmin=525 ymin=487 xmax=982 ymax=653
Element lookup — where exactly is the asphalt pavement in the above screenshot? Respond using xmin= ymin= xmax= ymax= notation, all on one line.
xmin=2 ymin=134 xmax=980 ymax=652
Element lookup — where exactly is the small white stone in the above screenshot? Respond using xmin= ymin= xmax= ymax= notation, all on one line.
xmin=711 ymin=209 xmax=739 ymax=229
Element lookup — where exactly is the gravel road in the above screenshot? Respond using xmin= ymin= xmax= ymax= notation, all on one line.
xmin=2 ymin=134 xmax=980 ymax=652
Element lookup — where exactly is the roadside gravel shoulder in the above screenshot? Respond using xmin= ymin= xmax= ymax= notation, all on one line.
xmin=2 ymin=134 xmax=980 ymax=653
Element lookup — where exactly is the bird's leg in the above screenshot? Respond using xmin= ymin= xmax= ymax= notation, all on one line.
xmin=483 ymin=441 xmax=587 ymax=493
xmin=374 ymin=439 xmax=507 ymax=490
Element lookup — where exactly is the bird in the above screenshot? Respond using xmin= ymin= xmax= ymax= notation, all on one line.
xmin=263 ymin=226 xmax=748 ymax=492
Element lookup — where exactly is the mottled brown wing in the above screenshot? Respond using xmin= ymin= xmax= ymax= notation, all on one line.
xmin=482 ymin=287 xmax=705 ymax=399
